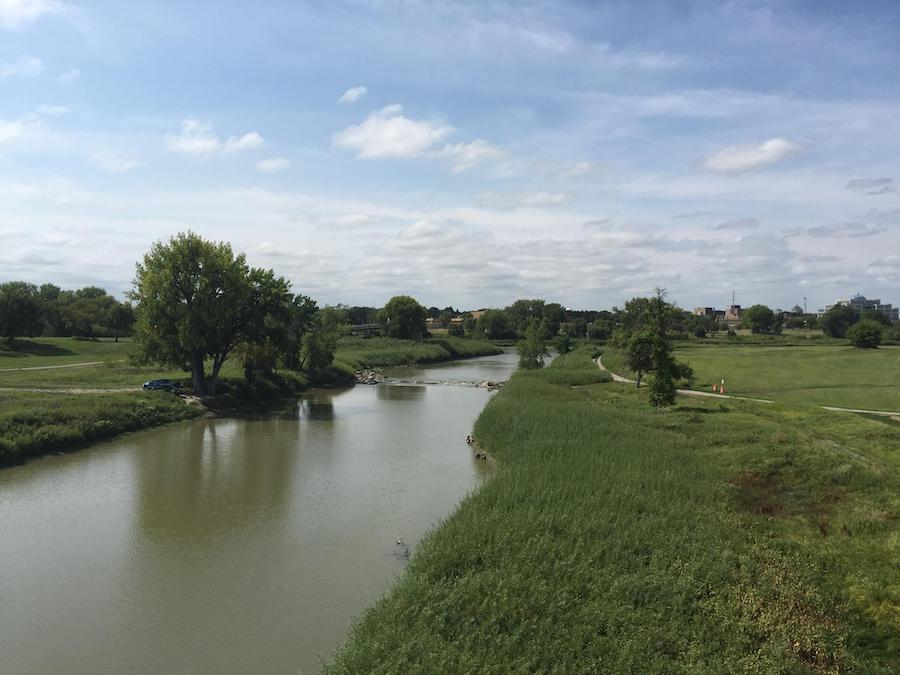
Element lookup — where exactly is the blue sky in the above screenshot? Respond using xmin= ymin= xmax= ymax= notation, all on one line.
xmin=1 ymin=0 xmax=899 ymax=310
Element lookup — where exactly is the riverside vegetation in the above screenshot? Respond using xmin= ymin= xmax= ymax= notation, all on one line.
xmin=326 ymin=345 xmax=899 ymax=673
xmin=0 ymin=333 xmax=499 ymax=465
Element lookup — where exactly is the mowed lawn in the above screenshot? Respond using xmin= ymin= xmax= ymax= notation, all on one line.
xmin=673 ymin=344 xmax=900 ymax=411
xmin=0 ymin=337 xmax=135 ymax=369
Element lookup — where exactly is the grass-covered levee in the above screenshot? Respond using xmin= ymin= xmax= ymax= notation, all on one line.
xmin=326 ymin=346 xmax=899 ymax=673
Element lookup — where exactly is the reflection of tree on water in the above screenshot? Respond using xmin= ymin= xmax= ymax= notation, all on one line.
xmin=297 ymin=397 xmax=335 ymax=421
xmin=135 ymin=418 xmax=298 ymax=542
xmin=376 ymin=383 xmax=426 ymax=401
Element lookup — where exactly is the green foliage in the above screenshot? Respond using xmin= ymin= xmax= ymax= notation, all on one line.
xmin=742 ymin=304 xmax=782 ymax=335
xmin=517 ymin=318 xmax=549 ymax=369
xmin=475 ymin=308 xmax=515 ymax=340
xmin=0 ymin=390 xmax=200 ymax=464
xmin=327 ymin=352 xmax=899 ymax=673
xmin=334 ymin=336 xmax=502 ymax=371
xmin=820 ymin=304 xmax=859 ymax=338
xmin=301 ymin=307 xmax=344 ymax=380
xmin=848 ymin=319 xmax=883 ymax=349
xmin=0 ymin=281 xmax=42 ymax=341
xmin=625 ymin=331 xmax=655 ymax=386
xmin=131 ymin=232 xmax=292 ymax=394
xmin=380 ymin=295 xmax=427 ymax=341
xmin=555 ymin=332 xmax=574 ymax=354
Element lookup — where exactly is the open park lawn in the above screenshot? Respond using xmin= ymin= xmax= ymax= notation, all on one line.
xmin=602 ymin=342 xmax=900 ymax=412
xmin=327 ymin=347 xmax=899 ymax=673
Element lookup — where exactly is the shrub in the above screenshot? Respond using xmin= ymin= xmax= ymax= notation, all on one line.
xmin=847 ymin=319 xmax=883 ymax=349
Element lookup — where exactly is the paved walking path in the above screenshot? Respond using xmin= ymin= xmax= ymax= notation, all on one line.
xmin=0 ymin=359 xmax=126 ymax=373
xmin=596 ymin=356 xmax=900 ymax=416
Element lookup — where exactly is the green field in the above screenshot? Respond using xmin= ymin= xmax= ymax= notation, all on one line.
xmin=334 ymin=336 xmax=502 ymax=371
xmin=327 ymin=346 xmax=899 ymax=673
xmin=601 ymin=342 xmax=900 ymax=411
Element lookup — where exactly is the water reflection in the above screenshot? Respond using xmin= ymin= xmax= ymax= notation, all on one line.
xmin=375 ymin=383 xmax=426 ymax=401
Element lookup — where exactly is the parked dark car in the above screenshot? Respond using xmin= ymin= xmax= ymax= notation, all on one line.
xmin=142 ymin=379 xmax=177 ymax=391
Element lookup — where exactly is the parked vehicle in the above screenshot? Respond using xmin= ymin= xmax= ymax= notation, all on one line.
xmin=142 ymin=379 xmax=177 ymax=391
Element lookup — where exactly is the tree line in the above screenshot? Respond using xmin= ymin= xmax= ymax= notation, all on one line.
xmin=0 ymin=282 xmax=135 ymax=342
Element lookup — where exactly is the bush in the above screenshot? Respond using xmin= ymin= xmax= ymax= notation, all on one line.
xmin=847 ymin=319 xmax=883 ymax=349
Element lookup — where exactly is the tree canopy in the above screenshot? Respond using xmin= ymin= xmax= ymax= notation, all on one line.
xmin=847 ymin=319 xmax=882 ymax=349
xmin=381 ymin=295 xmax=427 ymax=341
xmin=742 ymin=304 xmax=782 ymax=335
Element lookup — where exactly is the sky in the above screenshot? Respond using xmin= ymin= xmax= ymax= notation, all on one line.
xmin=1 ymin=0 xmax=899 ymax=311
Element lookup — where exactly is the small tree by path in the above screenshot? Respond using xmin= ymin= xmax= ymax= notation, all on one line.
xmin=626 ymin=331 xmax=654 ymax=387
xmin=518 ymin=318 xmax=549 ymax=369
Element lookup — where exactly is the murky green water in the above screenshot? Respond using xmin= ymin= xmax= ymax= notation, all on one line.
xmin=0 ymin=352 xmax=517 ymax=674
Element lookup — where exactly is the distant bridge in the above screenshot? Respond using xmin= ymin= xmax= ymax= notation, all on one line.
xmin=348 ymin=323 xmax=384 ymax=337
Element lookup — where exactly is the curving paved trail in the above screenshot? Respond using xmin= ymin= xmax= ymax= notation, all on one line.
xmin=0 ymin=359 xmax=127 ymax=373
xmin=596 ymin=356 xmax=900 ymax=416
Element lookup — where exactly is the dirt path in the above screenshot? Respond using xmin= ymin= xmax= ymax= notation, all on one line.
xmin=595 ymin=356 xmax=900 ymax=415
xmin=0 ymin=386 xmax=140 ymax=394
xmin=596 ymin=356 xmax=772 ymax=403
xmin=0 ymin=360 xmax=126 ymax=373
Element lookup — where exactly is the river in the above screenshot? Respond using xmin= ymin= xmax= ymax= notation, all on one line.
xmin=0 ymin=351 xmax=518 ymax=675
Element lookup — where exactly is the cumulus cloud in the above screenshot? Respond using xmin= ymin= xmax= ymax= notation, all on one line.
xmin=334 ymin=104 xmax=453 ymax=159
xmin=58 ymin=68 xmax=80 ymax=83
xmin=166 ymin=120 xmax=264 ymax=157
xmin=0 ymin=115 xmax=38 ymax=143
xmin=845 ymin=177 xmax=894 ymax=194
xmin=223 ymin=131 xmax=264 ymax=154
xmin=255 ymin=157 xmax=290 ymax=172
xmin=0 ymin=55 xmax=43 ymax=78
xmin=0 ymin=0 xmax=63 ymax=29
xmin=806 ymin=222 xmax=885 ymax=238
xmin=710 ymin=217 xmax=760 ymax=231
xmin=36 ymin=103 xmax=68 ymax=116
xmin=702 ymin=137 xmax=799 ymax=173
xmin=90 ymin=152 xmax=142 ymax=173
xmin=338 ymin=85 xmax=367 ymax=103
xmin=435 ymin=139 xmax=504 ymax=172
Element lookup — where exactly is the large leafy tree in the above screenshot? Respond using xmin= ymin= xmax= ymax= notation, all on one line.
xmin=301 ymin=306 xmax=345 ymax=380
xmin=131 ymin=232 xmax=291 ymax=394
xmin=742 ymin=304 xmax=782 ymax=335
xmin=819 ymin=304 xmax=858 ymax=338
xmin=475 ymin=308 xmax=515 ymax=340
xmin=0 ymin=281 xmax=42 ymax=343
xmin=381 ymin=295 xmax=427 ymax=341
xmin=107 ymin=301 xmax=136 ymax=342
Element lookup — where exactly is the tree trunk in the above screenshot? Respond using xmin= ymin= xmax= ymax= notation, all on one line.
xmin=208 ymin=356 xmax=225 ymax=396
xmin=191 ymin=352 xmax=206 ymax=395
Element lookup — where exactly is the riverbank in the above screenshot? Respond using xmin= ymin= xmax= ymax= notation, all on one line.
xmin=0 ymin=336 xmax=504 ymax=466
xmin=326 ymin=345 xmax=899 ymax=673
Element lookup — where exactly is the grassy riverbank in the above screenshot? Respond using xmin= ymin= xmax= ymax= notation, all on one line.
xmin=326 ymin=345 xmax=899 ymax=673
xmin=601 ymin=342 xmax=900 ymax=410
xmin=334 ymin=336 xmax=503 ymax=371
xmin=0 ymin=335 xmax=502 ymax=465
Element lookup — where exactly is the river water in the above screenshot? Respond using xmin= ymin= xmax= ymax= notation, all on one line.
xmin=0 ymin=351 xmax=518 ymax=675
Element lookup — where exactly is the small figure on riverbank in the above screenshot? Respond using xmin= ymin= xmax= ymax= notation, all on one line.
xmin=466 ymin=434 xmax=474 ymax=445
xmin=474 ymin=451 xmax=488 ymax=460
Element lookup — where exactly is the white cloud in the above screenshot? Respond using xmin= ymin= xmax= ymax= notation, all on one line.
xmin=555 ymin=161 xmax=593 ymax=178
xmin=223 ymin=131 xmax=264 ymax=154
xmin=0 ymin=55 xmax=44 ymax=78
xmin=436 ymin=139 xmax=504 ymax=172
xmin=806 ymin=222 xmax=885 ymax=238
xmin=0 ymin=115 xmax=38 ymax=143
xmin=702 ymin=137 xmax=799 ymax=173
xmin=90 ymin=152 xmax=142 ymax=173
xmin=334 ymin=104 xmax=453 ymax=159
xmin=36 ymin=103 xmax=68 ymax=116
xmin=521 ymin=191 xmax=569 ymax=207
xmin=710 ymin=217 xmax=761 ymax=231
xmin=58 ymin=68 xmax=80 ymax=83
xmin=0 ymin=0 xmax=62 ymax=29
xmin=845 ymin=177 xmax=895 ymax=195
xmin=166 ymin=120 xmax=264 ymax=157
xmin=255 ymin=157 xmax=290 ymax=172
xmin=338 ymin=85 xmax=367 ymax=104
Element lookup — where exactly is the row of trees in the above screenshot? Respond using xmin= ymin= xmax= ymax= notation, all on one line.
xmin=0 ymin=282 xmax=135 ymax=342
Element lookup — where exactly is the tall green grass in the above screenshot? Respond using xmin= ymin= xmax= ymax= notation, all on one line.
xmin=326 ymin=346 xmax=899 ymax=673
xmin=334 ymin=336 xmax=502 ymax=371
xmin=0 ymin=390 xmax=201 ymax=464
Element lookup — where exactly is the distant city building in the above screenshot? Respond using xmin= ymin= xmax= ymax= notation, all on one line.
xmin=724 ymin=305 xmax=742 ymax=322
xmin=693 ymin=307 xmax=716 ymax=317
xmin=821 ymin=294 xmax=899 ymax=323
